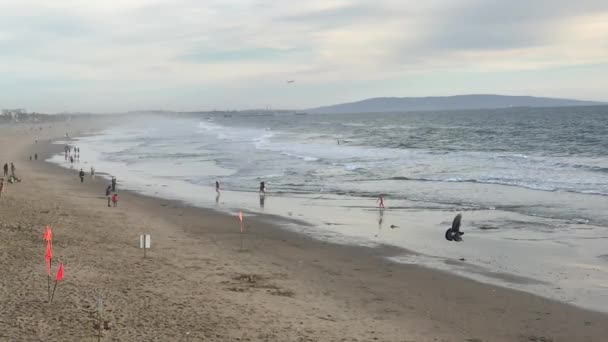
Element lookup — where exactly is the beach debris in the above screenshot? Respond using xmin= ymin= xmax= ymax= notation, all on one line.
xmin=93 ymin=321 xmax=112 ymax=331
xmin=444 ymin=214 xmax=464 ymax=242
xmin=233 ymin=273 xmax=258 ymax=283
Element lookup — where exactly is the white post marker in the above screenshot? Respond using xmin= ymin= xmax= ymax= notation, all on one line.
xmin=139 ymin=234 xmax=151 ymax=258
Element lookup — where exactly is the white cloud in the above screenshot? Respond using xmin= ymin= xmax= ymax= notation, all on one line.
xmin=0 ymin=0 xmax=606 ymax=112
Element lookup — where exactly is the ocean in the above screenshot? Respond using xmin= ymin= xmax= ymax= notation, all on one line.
xmin=51 ymin=106 xmax=608 ymax=312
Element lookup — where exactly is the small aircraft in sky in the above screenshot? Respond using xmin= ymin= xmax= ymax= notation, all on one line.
xmin=287 ymin=80 xmax=295 ymax=83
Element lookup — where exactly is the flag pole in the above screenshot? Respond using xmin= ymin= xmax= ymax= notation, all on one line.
xmin=47 ymin=253 xmax=51 ymax=301
xmin=240 ymin=225 xmax=243 ymax=251
xmin=50 ymin=280 xmax=58 ymax=303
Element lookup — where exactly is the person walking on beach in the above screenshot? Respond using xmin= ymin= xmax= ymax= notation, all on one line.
xmin=106 ymin=185 xmax=112 ymax=207
xmin=90 ymin=166 xmax=95 ymax=178
xmin=216 ymin=180 xmax=220 ymax=194
xmin=377 ymin=195 xmax=385 ymax=209
xmin=70 ymin=156 xmax=74 ymax=165
xmin=111 ymin=177 xmax=117 ymax=192
xmin=3 ymin=163 xmax=8 ymax=177
xmin=112 ymin=193 xmax=119 ymax=207
xmin=259 ymin=181 xmax=266 ymax=195
xmin=0 ymin=178 xmax=4 ymax=198
xmin=10 ymin=163 xmax=15 ymax=176
xmin=79 ymin=169 xmax=85 ymax=183
xmin=34 ymin=153 xmax=38 ymax=161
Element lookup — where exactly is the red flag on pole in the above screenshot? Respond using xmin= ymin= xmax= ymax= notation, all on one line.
xmin=50 ymin=262 xmax=64 ymax=302
xmin=45 ymin=242 xmax=53 ymax=276
xmin=55 ymin=263 xmax=64 ymax=282
xmin=238 ymin=211 xmax=244 ymax=233
xmin=43 ymin=226 xmax=53 ymax=242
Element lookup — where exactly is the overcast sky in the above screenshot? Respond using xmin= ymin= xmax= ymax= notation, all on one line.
xmin=1 ymin=0 xmax=607 ymax=113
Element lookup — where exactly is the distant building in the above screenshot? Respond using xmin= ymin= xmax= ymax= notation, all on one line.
xmin=2 ymin=108 xmax=26 ymax=120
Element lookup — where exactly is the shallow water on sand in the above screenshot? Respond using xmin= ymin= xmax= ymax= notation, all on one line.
xmin=50 ymin=108 xmax=608 ymax=312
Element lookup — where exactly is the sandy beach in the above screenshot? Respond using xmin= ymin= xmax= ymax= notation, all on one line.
xmin=1 ymin=120 xmax=607 ymax=341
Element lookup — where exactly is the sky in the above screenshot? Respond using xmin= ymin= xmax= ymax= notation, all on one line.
xmin=0 ymin=0 xmax=607 ymax=113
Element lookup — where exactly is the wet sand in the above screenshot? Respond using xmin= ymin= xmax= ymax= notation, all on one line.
xmin=1 ymin=121 xmax=607 ymax=341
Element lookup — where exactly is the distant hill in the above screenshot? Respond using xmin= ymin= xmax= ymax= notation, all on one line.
xmin=308 ymin=94 xmax=605 ymax=114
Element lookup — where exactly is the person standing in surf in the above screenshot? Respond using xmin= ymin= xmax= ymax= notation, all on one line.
xmin=216 ymin=180 xmax=220 ymax=194
xmin=377 ymin=195 xmax=385 ymax=209
xmin=111 ymin=176 xmax=117 ymax=192
xmin=79 ymin=169 xmax=85 ymax=183
xmin=259 ymin=181 xmax=266 ymax=195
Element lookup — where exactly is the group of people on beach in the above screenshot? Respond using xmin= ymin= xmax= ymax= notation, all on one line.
xmin=65 ymin=145 xmax=80 ymax=165
xmin=214 ymin=180 xmax=267 ymax=207
xmin=0 ymin=162 xmax=21 ymax=198
xmin=215 ymin=181 xmax=266 ymax=195
xmin=63 ymin=143 xmax=118 ymax=208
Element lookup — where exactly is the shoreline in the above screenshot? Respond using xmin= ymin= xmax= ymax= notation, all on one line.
xmin=50 ymin=125 xmax=608 ymax=313
xmin=1 ymin=121 xmax=607 ymax=341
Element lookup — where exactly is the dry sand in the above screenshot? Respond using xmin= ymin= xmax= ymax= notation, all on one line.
xmin=1 ymin=120 xmax=607 ymax=341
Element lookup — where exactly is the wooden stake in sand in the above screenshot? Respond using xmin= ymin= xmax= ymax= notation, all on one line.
xmin=50 ymin=262 xmax=64 ymax=303
xmin=96 ymin=292 xmax=104 ymax=341
xmin=139 ymin=234 xmax=151 ymax=258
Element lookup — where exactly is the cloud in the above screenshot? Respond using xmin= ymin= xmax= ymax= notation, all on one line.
xmin=0 ymin=0 xmax=606 ymax=112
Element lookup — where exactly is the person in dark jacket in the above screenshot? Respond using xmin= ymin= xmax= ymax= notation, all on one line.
xmin=106 ymin=185 xmax=112 ymax=207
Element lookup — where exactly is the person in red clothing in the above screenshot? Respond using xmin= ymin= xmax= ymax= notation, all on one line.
xmin=112 ymin=193 xmax=119 ymax=207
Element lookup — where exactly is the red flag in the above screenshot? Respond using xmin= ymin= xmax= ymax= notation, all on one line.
xmin=45 ymin=242 xmax=53 ymax=276
xmin=55 ymin=263 xmax=64 ymax=282
xmin=238 ymin=211 xmax=244 ymax=233
xmin=43 ymin=226 xmax=53 ymax=242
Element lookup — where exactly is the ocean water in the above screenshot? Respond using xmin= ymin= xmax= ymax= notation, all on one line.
xmin=50 ymin=106 xmax=608 ymax=311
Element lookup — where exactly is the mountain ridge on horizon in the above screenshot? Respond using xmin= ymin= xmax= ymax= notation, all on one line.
xmin=308 ymin=94 xmax=605 ymax=114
